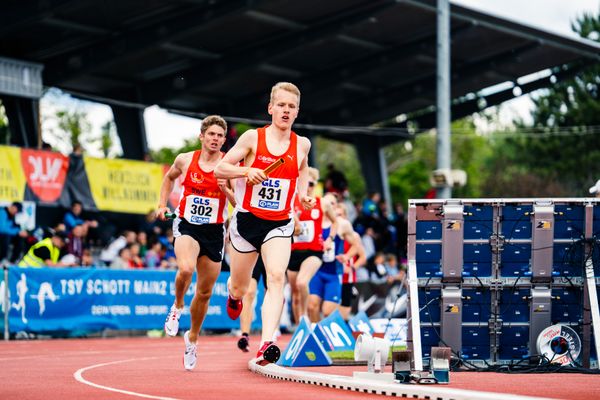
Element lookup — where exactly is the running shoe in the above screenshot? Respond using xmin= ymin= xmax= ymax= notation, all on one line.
xmin=183 ymin=331 xmax=197 ymax=371
xmin=226 ymin=294 xmax=243 ymax=320
xmin=256 ymin=341 xmax=281 ymax=364
xmin=164 ymin=304 xmax=183 ymax=337
xmin=237 ymin=333 xmax=249 ymax=352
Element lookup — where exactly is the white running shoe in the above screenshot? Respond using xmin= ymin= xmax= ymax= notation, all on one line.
xmin=183 ymin=331 xmax=197 ymax=371
xmin=164 ymin=305 xmax=183 ymax=337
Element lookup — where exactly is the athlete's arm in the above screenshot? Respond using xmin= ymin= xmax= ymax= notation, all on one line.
xmin=322 ymin=196 xmax=338 ymax=250
xmin=335 ymin=219 xmax=360 ymax=265
xmin=218 ymin=178 xmax=237 ymax=208
xmin=215 ymin=130 xmax=266 ymax=185
xmin=297 ymin=137 xmax=315 ymax=210
xmin=156 ymin=153 xmax=186 ymax=220
xmin=346 ymin=232 xmax=367 ymax=268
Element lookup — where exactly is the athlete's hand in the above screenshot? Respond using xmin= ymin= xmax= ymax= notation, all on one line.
xmin=156 ymin=206 xmax=170 ymax=221
xmin=217 ymin=178 xmax=228 ymax=187
xmin=336 ymin=253 xmax=349 ymax=265
xmin=245 ymin=167 xmax=267 ymax=185
xmin=323 ymin=236 xmax=333 ymax=251
xmin=300 ymin=195 xmax=316 ymax=210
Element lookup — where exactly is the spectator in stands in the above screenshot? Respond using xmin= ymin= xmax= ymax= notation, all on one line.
xmin=0 ymin=202 xmax=28 ymax=262
xmin=137 ymin=231 xmax=148 ymax=258
xmin=361 ymin=227 xmax=376 ymax=264
xmin=324 ymin=163 xmax=348 ymax=195
xmin=385 ymin=253 xmax=406 ymax=284
xmin=63 ymin=200 xmax=98 ymax=233
xmin=81 ymin=248 xmax=94 ymax=267
xmin=589 ymin=179 xmax=600 ymax=198
xmin=361 ymin=191 xmax=381 ymax=218
xmin=128 ymin=243 xmax=144 ymax=269
xmin=144 ymin=240 xmax=165 ymax=269
xmin=369 ymin=252 xmax=389 ymax=284
xmin=393 ymin=203 xmax=408 ymax=259
xmin=18 ymin=231 xmax=69 ymax=268
xmin=66 ymin=223 xmax=86 ymax=264
xmin=99 ymin=230 xmax=137 ymax=265
xmin=110 ymin=246 xmax=132 ymax=270
xmin=140 ymin=209 xmax=164 ymax=238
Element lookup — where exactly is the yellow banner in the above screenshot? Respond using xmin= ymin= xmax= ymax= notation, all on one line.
xmin=84 ymin=156 xmax=164 ymax=214
xmin=0 ymin=145 xmax=25 ymax=202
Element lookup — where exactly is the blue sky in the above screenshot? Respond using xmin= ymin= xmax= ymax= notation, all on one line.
xmin=40 ymin=0 xmax=600 ymax=156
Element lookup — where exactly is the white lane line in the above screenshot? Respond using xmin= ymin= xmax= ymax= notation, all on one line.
xmin=74 ymin=357 xmax=181 ymax=400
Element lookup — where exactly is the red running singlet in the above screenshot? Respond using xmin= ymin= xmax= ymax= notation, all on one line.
xmin=292 ymin=196 xmax=323 ymax=251
xmin=235 ymin=126 xmax=299 ymax=221
xmin=176 ymin=150 xmax=227 ymax=224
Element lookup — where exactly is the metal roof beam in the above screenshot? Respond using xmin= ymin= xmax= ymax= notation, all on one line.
xmin=204 ymin=22 xmax=476 ymax=119
xmin=42 ymin=0 xmax=250 ymax=84
xmin=311 ymin=42 xmax=541 ymax=124
xmin=142 ymin=0 xmax=400 ymax=104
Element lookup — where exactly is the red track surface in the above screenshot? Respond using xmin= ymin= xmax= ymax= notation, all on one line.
xmin=0 ymin=334 xmax=598 ymax=400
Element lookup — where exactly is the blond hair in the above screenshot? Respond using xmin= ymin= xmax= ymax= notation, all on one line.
xmin=308 ymin=167 xmax=319 ymax=181
xmin=270 ymin=82 xmax=301 ymax=106
xmin=201 ymin=115 xmax=227 ymax=134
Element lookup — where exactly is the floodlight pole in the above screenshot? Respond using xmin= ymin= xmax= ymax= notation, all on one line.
xmin=436 ymin=0 xmax=452 ymax=199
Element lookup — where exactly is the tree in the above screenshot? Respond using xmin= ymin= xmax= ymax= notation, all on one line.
xmin=53 ymin=109 xmax=92 ymax=153
xmin=385 ymin=118 xmax=493 ymax=207
xmin=507 ymin=11 xmax=600 ymax=194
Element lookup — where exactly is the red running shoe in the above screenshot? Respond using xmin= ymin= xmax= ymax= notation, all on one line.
xmin=226 ymin=294 xmax=243 ymax=320
xmin=256 ymin=341 xmax=281 ymax=364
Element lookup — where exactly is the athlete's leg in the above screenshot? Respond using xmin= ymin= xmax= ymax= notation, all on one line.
xmin=259 ymin=236 xmax=292 ymax=344
xmin=188 ymin=255 xmax=221 ymax=343
xmin=286 ymin=269 xmax=300 ymax=324
xmin=240 ymin=278 xmax=258 ymax=334
xmin=295 ymin=256 xmax=322 ymax=319
xmin=321 ymin=300 xmax=339 ymax=318
xmin=228 ymin=249 xmax=259 ymax=300
xmin=307 ymin=294 xmax=323 ymax=323
xmin=173 ymin=236 xmax=201 ymax=308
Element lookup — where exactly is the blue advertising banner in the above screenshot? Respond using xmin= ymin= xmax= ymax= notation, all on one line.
xmin=1 ymin=267 xmax=264 ymax=333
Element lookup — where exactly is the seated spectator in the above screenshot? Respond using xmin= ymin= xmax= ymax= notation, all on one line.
xmin=361 ymin=192 xmax=381 ymax=219
xmin=145 ymin=240 xmax=168 ymax=269
xmin=369 ymin=252 xmax=389 ymax=284
xmin=99 ymin=230 xmax=137 ymax=265
xmin=81 ymin=248 xmax=94 ymax=267
xmin=18 ymin=231 xmax=69 ymax=268
xmin=361 ymin=227 xmax=376 ymax=264
xmin=385 ymin=253 xmax=406 ymax=284
xmin=324 ymin=163 xmax=348 ymax=195
xmin=137 ymin=231 xmax=148 ymax=257
xmin=140 ymin=209 xmax=163 ymax=238
xmin=63 ymin=200 xmax=98 ymax=234
xmin=67 ymin=223 xmax=86 ymax=264
xmin=128 ymin=243 xmax=144 ymax=269
xmin=110 ymin=247 xmax=132 ymax=270
xmin=0 ymin=202 xmax=28 ymax=262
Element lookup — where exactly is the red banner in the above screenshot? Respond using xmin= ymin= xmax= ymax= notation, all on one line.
xmin=20 ymin=149 xmax=69 ymax=203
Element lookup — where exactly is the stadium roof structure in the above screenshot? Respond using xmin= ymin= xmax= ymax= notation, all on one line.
xmin=1 ymin=0 xmax=599 ymax=156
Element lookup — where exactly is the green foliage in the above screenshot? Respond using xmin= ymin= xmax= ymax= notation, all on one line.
xmin=505 ymin=11 xmax=600 ymax=194
xmin=54 ymin=109 xmax=91 ymax=152
xmin=315 ymin=137 xmax=365 ymax=199
xmin=385 ymin=119 xmax=492 ymax=207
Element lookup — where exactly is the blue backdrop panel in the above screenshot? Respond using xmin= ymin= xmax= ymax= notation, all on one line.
xmin=416 ymin=221 xmax=442 ymax=240
xmin=4 ymin=267 xmax=264 ymax=333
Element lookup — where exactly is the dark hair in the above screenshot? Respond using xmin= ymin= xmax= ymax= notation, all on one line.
xmin=11 ymin=202 xmax=23 ymax=213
